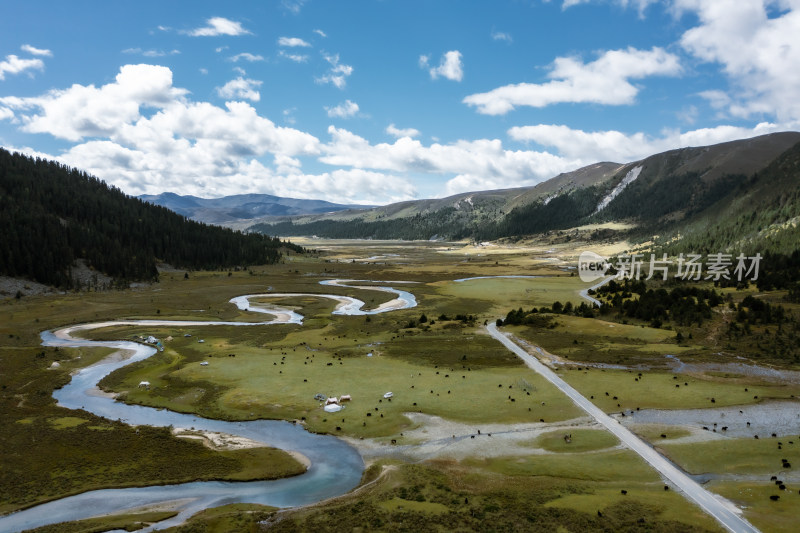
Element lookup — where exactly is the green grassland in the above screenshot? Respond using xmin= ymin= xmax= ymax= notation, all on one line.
xmin=704 ymin=480 xmax=800 ymax=533
xmin=4 ymin=239 xmax=800 ymax=531
xmin=553 ymin=365 xmax=800 ymax=412
xmin=435 ymin=275 xmax=592 ymax=313
xmin=659 ymin=437 xmax=800 ymax=475
xmin=208 ymin=461 xmax=721 ymax=533
xmin=527 ymin=428 xmax=620 ymax=453
xmin=28 ymin=511 xmax=180 ymax=533
xmin=93 ymin=323 xmax=582 ymax=439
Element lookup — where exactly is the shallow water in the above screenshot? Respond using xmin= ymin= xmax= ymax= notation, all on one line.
xmin=621 ymin=400 xmax=800 ymax=439
xmin=0 ymin=279 xmax=416 ymax=532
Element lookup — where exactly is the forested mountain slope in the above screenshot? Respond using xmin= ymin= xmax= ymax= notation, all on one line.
xmin=250 ymin=132 xmax=800 ymax=251
xmin=0 ymin=149 xmax=300 ymax=288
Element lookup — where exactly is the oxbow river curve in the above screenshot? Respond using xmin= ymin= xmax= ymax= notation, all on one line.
xmin=0 ymin=280 xmax=417 ymax=533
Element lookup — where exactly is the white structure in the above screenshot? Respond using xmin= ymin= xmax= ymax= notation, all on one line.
xmin=138 ymin=381 xmax=150 ymax=388
xmin=324 ymin=403 xmax=343 ymax=413
xmin=200 ymin=361 xmax=209 ymax=366
xmin=339 ymin=394 xmax=352 ymax=402
xmin=383 ymin=392 xmax=393 ymax=399
xmin=326 ymin=397 xmax=339 ymax=405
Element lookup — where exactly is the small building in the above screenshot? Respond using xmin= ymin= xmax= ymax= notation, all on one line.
xmin=339 ymin=394 xmax=352 ymax=402
xmin=326 ymin=397 xmax=339 ymax=405
xmin=383 ymin=392 xmax=393 ymax=399
xmin=138 ymin=381 xmax=150 ymax=388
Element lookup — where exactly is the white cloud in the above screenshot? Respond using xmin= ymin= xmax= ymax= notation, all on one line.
xmin=562 ymin=0 xmax=657 ymax=16
xmin=279 ymin=50 xmax=309 ymax=63
xmin=463 ymin=46 xmax=681 ymax=114
xmin=282 ymin=0 xmax=307 ymax=14
xmin=386 ymin=124 xmax=420 ymax=138
xmin=199 ymin=68 xmax=208 ymax=75
xmin=216 ymin=77 xmax=263 ymax=102
xmin=675 ymin=0 xmax=800 ymax=123
xmin=491 ymin=31 xmax=512 ymax=43
xmin=0 ymin=106 xmax=13 ymax=121
xmin=0 ymin=64 xmax=188 ymax=140
xmin=325 ymin=100 xmax=360 ymax=118
xmin=321 ymin=126 xmax=579 ymax=195
xmin=426 ymin=51 xmax=464 ymax=81
xmin=278 ymin=37 xmax=311 ymax=47
xmin=229 ymin=52 xmax=264 ymax=62
xmin=0 ymin=54 xmax=45 ymax=80
xmin=123 ymin=48 xmax=180 ymax=57
xmin=507 ymin=122 xmax=783 ymax=163
xmin=418 ymin=55 xmax=429 ymax=68
xmin=316 ymin=53 xmax=353 ymax=89
xmin=2 ymin=64 xmax=445 ymax=202
xmin=313 ymin=29 xmax=327 ymax=38
xmin=21 ymin=44 xmax=52 ymax=57
xmin=187 ymin=17 xmax=251 ymax=37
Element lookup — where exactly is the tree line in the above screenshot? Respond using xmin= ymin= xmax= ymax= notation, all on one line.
xmin=0 ymin=149 xmax=301 ymax=288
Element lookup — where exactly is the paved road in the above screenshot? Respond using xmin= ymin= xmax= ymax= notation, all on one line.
xmin=486 ymin=322 xmax=760 ymax=533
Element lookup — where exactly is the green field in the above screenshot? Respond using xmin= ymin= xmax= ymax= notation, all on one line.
xmin=4 ymin=238 xmax=800 ymax=532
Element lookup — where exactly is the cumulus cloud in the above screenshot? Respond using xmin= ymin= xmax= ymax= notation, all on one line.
xmin=0 ymin=64 xmax=441 ymax=202
xmin=0 ymin=64 xmax=188 ymax=140
xmin=675 ymin=0 xmax=800 ymax=123
xmin=0 ymin=54 xmax=45 ymax=80
xmin=187 ymin=17 xmax=251 ymax=37
xmin=386 ymin=124 xmax=420 ymax=138
xmin=508 ymin=122 xmax=782 ymax=163
xmin=325 ymin=100 xmax=360 ymax=118
xmin=425 ymin=51 xmax=464 ymax=81
xmin=278 ymin=37 xmax=311 ymax=47
xmin=316 ymin=53 xmax=353 ymax=89
xmin=320 ymin=126 xmax=579 ymax=196
xmin=216 ymin=77 xmax=263 ymax=102
xmin=463 ymin=46 xmax=681 ymax=114
xmin=21 ymin=44 xmax=52 ymax=57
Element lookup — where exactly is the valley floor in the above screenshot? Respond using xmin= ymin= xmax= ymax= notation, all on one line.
xmin=2 ymin=237 xmax=799 ymax=532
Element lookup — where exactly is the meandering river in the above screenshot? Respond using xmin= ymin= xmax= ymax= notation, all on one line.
xmin=0 ymin=280 xmax=416 ymax=533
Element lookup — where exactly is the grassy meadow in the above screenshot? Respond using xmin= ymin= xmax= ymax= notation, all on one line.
xmin=3 ymin=237 xmax=800 ymax=531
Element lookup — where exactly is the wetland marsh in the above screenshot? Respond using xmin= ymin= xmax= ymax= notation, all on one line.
xmin=2 ymin=238 xmax=799 ymax=532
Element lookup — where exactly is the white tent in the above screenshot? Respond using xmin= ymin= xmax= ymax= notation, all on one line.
xmin=383 ymin=392 xmax=393 ymax=399
xmin=324 ymin=404 xmax=343 ymax=413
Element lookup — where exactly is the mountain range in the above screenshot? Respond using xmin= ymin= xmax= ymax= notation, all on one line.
xmin=138 ymin=192 xmax=372 ymax=225
xmin=243 ymin=131 xmax=800 ymax=253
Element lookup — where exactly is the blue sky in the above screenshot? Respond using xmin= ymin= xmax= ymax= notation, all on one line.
xmin=1 ymin=0 xmax=798 ymax=204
